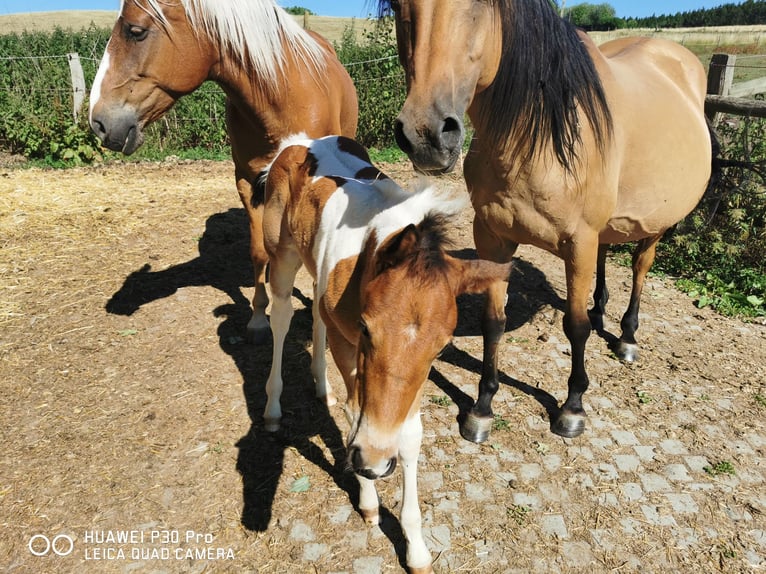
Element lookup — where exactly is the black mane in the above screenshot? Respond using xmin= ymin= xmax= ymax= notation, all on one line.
xmin=483 ymin=0 xmax=612 ymax=172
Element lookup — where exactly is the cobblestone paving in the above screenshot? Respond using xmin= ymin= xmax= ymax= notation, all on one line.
xmin=2 ymin=163 xmax=764 ymax=574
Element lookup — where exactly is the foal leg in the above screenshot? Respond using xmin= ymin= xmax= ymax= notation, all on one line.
xmin=263 ymin=249 xmax=302 ymax=432
xmin=237 ymin=173 xmax=271 ymax=344
xmin=589 ymin=244 xmax=610 ymax=332
xmin=614 ymin=235 xmax=661 ymax=363
xmin=310 ymin=284 xmax=336 ymax=406
xmin=461 ymin=224 xmax=517 ymax=443
xmin=552 ymin=236 xmax=599 ymax=439
xmin=398 ymin=413 xmax=432 ymax=573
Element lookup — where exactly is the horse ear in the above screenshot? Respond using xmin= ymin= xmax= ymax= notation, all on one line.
xmin=375 ymin=224 xmax=420 ymax=275
xmin=451 ymin=258 xmax=512 ymax=296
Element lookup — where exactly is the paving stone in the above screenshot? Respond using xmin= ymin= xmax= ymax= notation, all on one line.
xmin=621 ymin=517 xmax=643 ymax=535
xmin=664 ymin=493 xmax=699 ymax=514
xmin=614 ymin=454 xmax=641 ymax=473
xmin=289 ymin=520 xmax=315 ymax=542
xmin=659 ymin=439 xmax=688 ymax=455
xmin=518 ymin=463 xmax=542 ymax=482
xmin=303 ymin=542 xmax=329 ymax=561
xmin=512 ymin=492 xmax=541 ymax=510
xmin=542 ymin=454 xmax=562 ymax=473
xmin=594 ymin=463 xmax=619 ymax=481
xmin=634 ymin=445 xmax=656 ymax=461
xmin=641 ymin=505 xmax=678 ymax=527
xmin=589 ymin=437 xmax=613 ymax=450
xmin=611 ymin=429 xmax=640 ymax=446
xmin=424 ymin=524 xmax=451 ymax=552
xmin=621 ymin=483 xmax=643 ymax=502
xmin=750 ymin=529 xmax=766 ymax=549
xmin=684 ymin=455 xmax=711 ymax=473
xmin=562 ymin=541 xmax=595 ymax=567
xmin=465 ymin=482 xmax=492 ymax=501
xmin=640 ymin=472 xmax=673 ymax=493
xmin=352 ymin=556 xmax=384 ymax=574
xmin=664 ymin=463 xmax=693 ymax=482
xmin=330 ymin=504 xmax=354 ymax=524
xmin=590 ymin=529 xmax=615 ymax=551
xmin=541 ymin=514 xmax=569 ymax=539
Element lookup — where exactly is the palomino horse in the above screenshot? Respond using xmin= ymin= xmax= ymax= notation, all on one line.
xmin=380 ymin=0 xmax=713 ymax=440
xmin=89 ymin=0 xmax=358 ymax=342
xmin=262 ymin=135 xmax=511 ymax=573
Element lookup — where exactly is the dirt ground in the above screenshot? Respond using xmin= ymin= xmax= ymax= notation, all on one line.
xmin=1 ymin=158 xmax=765 ymax=574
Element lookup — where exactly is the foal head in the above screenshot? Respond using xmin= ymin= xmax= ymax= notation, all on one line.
xmin=346 ymin=214 xmax=511 ymax=479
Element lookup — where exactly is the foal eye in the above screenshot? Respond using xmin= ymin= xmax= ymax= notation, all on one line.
xmin=358 ymin=320 xmax=370 ymax=339
xmin=126 ymin=25 xmax=149 ymax=42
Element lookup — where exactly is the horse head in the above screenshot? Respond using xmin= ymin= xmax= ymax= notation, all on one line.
xmin=345 ymin=214 xmax=511 ymax=479
xmin=384 ymin=0 xmax=502 ymax=174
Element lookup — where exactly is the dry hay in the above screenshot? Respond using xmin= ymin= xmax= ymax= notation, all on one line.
xmin=1 ymin=159 xmax=764 ymax=573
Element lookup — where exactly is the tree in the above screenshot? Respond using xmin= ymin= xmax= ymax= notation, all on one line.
xmin=563 ymin=2 xmax=620 ymax=30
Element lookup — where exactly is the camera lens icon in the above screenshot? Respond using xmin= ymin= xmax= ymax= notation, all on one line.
xmin=28 ymin=534 xmax=74 ymax=557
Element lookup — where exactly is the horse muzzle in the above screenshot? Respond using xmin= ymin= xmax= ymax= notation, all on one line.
xmin=90 ymin=107 xmax=144 ymax=155
xmin=347 ymin=445 xmax=397 ymax=480
xmin=393 ymin=112 xmax=464 ymax=175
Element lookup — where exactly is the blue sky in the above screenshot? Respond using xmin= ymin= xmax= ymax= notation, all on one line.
xmin=0 ymin=1 xmax=734 ymax=19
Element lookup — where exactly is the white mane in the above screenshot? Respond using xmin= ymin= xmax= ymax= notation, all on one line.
xmin=123 ymin=0 xmax=327 ymax=88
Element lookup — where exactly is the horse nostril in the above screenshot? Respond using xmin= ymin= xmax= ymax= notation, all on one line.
xmin=442 ymin=115 xmax=461 ymax=135
xmin=348 ymin=445 xmax=363 ymax=471
xmin=91 ymin=118 xmax=107 ymax=140
xmin=382 ymin=457 xmax=397 ymax=478
xmin=394 ymin=119 xmax=413 ymax=155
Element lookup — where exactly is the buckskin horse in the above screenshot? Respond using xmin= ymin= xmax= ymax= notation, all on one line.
xmin=89 ymin=0 xmax=358 ymax=342
xmin=378 ymin=0 xmax=714 ymax=441
xmin=262 ymin=135 xmax=511 ymax=573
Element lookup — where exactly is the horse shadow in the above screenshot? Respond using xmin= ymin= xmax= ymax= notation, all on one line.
xmin=434 ymin=248 xmax=568 ymax=422
xmin=104 ymin=207 xmax=409 ymax=563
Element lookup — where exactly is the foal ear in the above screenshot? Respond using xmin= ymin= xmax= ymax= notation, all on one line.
xmin=451 ymin=258 xmax=512 ymax=296
xmin=375 ymin=224 xmax=420 ymax=275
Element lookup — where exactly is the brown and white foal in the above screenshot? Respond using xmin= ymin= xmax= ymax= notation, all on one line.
xmin=262 ymin=135 xmax=511 ymax=573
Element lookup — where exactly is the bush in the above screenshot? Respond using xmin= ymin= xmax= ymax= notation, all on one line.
xmin=334 ymin=19 xmax=405 ymax=150
xmin=656 ymin=117 xmax=766 ymax=316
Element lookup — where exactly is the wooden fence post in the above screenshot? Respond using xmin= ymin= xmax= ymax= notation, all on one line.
xmin=67 ymin=52 xmax=86 ymax=122
xmin=706 ymin=53 xmax=736 ymax=125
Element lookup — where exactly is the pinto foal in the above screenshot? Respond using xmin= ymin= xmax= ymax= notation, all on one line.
xmin=262 ymin=136 xmax=511 ymax=573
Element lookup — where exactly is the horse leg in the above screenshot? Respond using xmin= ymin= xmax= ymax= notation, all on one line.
xmin=589 ymin=244 xmax=610 ymax=332
xmin=263 ymin=249 xmax=302 ymax=432
xmin=398 ymin=412 xmax=432 ymax=573
xmin=237 ymin=173 xmax=271 ymax=344
xmin=461 ymin=221 xmax=517 ymax=443
xmin=614 ymin=235 xmax=661 ymax=363
xmin=552 ymin=236 xmax=599 ymax=438
xmin=310 ymin=283 xmax=336 ymax=406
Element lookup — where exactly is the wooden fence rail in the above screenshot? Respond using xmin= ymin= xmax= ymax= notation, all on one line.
xmin=705 ymin=53 xmax=766 ymax=120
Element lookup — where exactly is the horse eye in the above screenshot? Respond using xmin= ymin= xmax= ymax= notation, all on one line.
xmin=358 ymin=320 xmax=370 ymax=339
xmin=126 ymin=25 xmax=149 ymax=42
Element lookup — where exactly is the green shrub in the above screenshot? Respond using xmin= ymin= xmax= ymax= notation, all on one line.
xmin=334 ymin=19 xmax=405 ymax=150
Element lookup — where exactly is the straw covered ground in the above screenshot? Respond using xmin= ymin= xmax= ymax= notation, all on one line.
xmin=1 ymin=158 xmax=765 ymax=573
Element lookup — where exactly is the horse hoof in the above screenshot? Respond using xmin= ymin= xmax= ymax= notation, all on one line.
xmin=263 ymin=417 xmax=281 ymax=433
xmin=551 ymin=411 xmax=586 ymax=438
xmin=318 ymin=393 xmax=337 ymax=407
xmin=359 ymin=507 xmax=380 ymax=525
xmin=408 ymin=564 xmax=435 ymax=574
xmin=460 ymin=412 xmax=493 ymax=443
xmin=615 ymin=342 xmax=639 ymax=363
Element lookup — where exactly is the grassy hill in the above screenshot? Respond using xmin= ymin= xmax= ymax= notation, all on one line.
xmin=0 ymin=10 xmax=373 ymax=43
